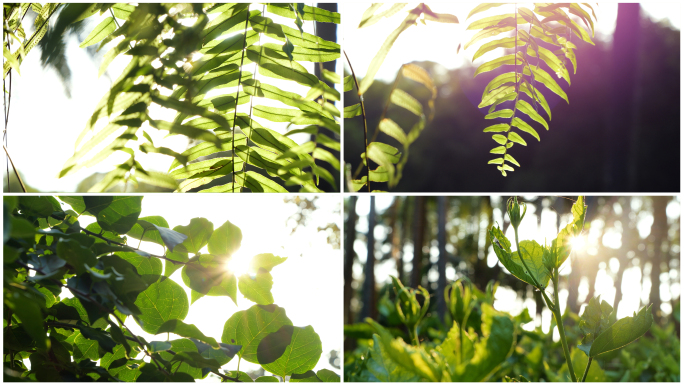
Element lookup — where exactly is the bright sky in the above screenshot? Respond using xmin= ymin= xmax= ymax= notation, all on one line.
xmin=342 ymin=3 xmax=682 ymax=83
xmin=55 ymin=195 xmax=342 ymax=380
xmin=3 ymin=4 xmax=340 ymax=192
xmin=353 ymin=196 xmax=680 ymax=341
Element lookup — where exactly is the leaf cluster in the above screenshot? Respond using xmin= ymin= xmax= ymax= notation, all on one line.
xmin=464 ymin=3 xmax=597 ymax=175
xmin=3 ymin=196 xmax=337 ymax=381
xmin=344 ymin=4 xmax=456 ymax=192
xmin=48 ymin=3 xmax=340 ymax=192
xmin=344 ymin=278 xmax=520 ymax=382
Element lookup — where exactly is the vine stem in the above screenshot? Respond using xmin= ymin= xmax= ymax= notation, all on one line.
xmin=581 ymin=357 xmax=593 ymax=382
xmin=3 ymin=144 xmax=26 ymax=192
xmin=343 ymin=50 xmax=370 ymax=192
xmin=552 ymin=267 xmax=578 ymax=382
xmin=231 ymin=11 xmax=251 ymax=192
xmin=352 ymin=65 xmax=403 ymax=180
xmin=513 ymin=225 xmax=574 ymax=381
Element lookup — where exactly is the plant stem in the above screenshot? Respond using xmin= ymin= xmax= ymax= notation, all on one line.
xmin=343 ymin=50 xmax=370 ymax=192
xmin=3 ymin=144 xmax=26 ymax=192
xmin=552 ymin=267 xmax=578 ymax=382
xmin=581 ymin=357 xmax=593 ymax=382
xmin=231 ymin=12 xmax=251 ymax=192
xmin=240 ymin=5 xmax=265 ymax=192
xmin=409 ymin=324 xmax=420 ymax=346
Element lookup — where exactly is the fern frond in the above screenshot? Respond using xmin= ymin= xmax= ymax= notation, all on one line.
xmin=59 ymin=3 xmax=340 ymax=192
xmin=465 ymin=3 xmax=597 ymax=176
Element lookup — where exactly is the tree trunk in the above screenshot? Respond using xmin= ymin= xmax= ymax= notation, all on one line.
xmin=411 ymin=196 xmax=427 ymax=288
xmin=360 ymin=197 xmax=377 ymax=321
xmin=650 ymin=196 xmax=668 ymax=323
xmin=397 ymin=197 xmax=411 ymax=283
xmin=389 ymin=198 xmax=402 ymax=280
xmin=437 ymin=196 xmax=448 ymax=322
xmin=313 ymin=3 xmax=339 ymax=190
xmin=605 ymin=3 xmax=641 ymax=191
xmin=344 ymin=196 xmax=357 ymax=326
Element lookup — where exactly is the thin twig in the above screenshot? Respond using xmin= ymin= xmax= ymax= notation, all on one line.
xmin=343 ymin=50 xmax=370 ymax=192
xmin=352 ymin=65 xmax=403 ymax=180
xmin=3 ymin=144 xmax=26 ymax=192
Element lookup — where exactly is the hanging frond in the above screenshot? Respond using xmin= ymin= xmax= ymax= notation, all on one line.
xmin=58 ymin=3 xmax=340 ymax=192
xmin=344 ymin=3 xmax=456 ymax=192
xmin=465 ymin=3 xmax=597 ymax=176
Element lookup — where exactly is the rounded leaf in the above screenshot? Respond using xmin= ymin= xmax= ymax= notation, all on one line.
xmin=134 ymin=276 xmax=189 ymax=334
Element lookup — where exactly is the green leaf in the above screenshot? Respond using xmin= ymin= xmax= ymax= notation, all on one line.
xmin=344 ymin=104 xmax=362 ymax=118
xmin=511 ymin=117 xmax=540 ymax=141
xmin=358 ymin=9 xmax=420 ymax=94
xmin=5 ymin=290 xmax=47 ymax=349
xmin=117 ymin=251 xmax=162 ymax=277
xmin=69 ymin=329 xmax=101 ymax=361
xmin=343 ymin=75 xmax=353 ymax=92
xmin=222 ymin=304 xmax=293 ymax=364
xmin=174 ymin=218 xmax=214 ymax=254
xmin=507 ymin=131 xmax=527 ymax=146
xmin=479 ymin=85 xmax=516 ymax=108
xmin=378 ymin=118 xmax=407 ymax=146
xmin=57 ymin=238 xmax=97 ymax=275
xmin=137 ymin=220 xmax=187 ymax=252
xmin=450 ymin=304 xmax=515 ymax=381
xmin=249 ymin=253 xmax=287 ymax=273
xmin=491 ymin=134 xmax=508 ymax=145
xmin=366 ymin=333 xmax=421 ymax=381
xmin=466 ymin=13 xmax=523 ymax=31
xmin=282 ymin=36 xmax=295 ymax=61
xmin=466 ymin=3 xmax=508 ymax=20
xmin=316 ymin=369 xmax=340 ymax=382
xmin=80 ymin=17 xmax=116 ymax=48
xmin=464 ymin=23 xmax=515 ymax=51
xmin=490 ymin=227 xmax=551 ymax=288
xmin=569 ymin=348 xmax=606 ymax=382
xmin=358 ymin=3 xmax=406 ymax=28
xmin=126 ymin=216 xmax=171 ymax=248
xmin=590 ymin=304 xmax=653 ymax=357
xmin=267 ymin=3 xmax=340 ymax=23
xmin=182 ymin=254 xmax=237 ymax=304
xmin=19 ymin=196 xmax=60 ymax=217
xmin=483 ymin=123 xmax=509 ymax=133
xmin=84 ymin=196 xmax=142 ymax=234
xmin=208 ymin=219 xmax=242 ymax=258
xmin=473 ymin=37 xmax=525 ymax=61
xmin=256 ymin=376 xmax=280 ymax=382
xmin=475 ymin=54 xmax=522 ymax=77
xmin=78 ymin=325 xmax=116 ymax=353
xmin=523 ymin=66 xmax=569 ymax=103
xmin=390 ymin=88 xmax=423 ymax=116
xmin=485 ymin=109 xmax=514 ymax=120
xmin=262 ymin=325 xmax=322 ymax=377
xmin=156 ymin=319 xmax=219 ymax=348
xmin=504 ymin=154 xmax=520 ymax=167
xmin=238 ymin=269 xmax=274 ymax=305
xmin=367 ymin=319 xmax=442 ymax=381
xmin=515 ymin=100 xmax=549 ymax=130
xmin=134 ymin=276 xmax=189 ymax=334
xmin=257 ymin=324 xmax=294 ymax=364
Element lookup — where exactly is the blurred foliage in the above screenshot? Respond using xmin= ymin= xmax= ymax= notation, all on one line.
xmin=345 ymin=280 xmax=679 ymax=382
